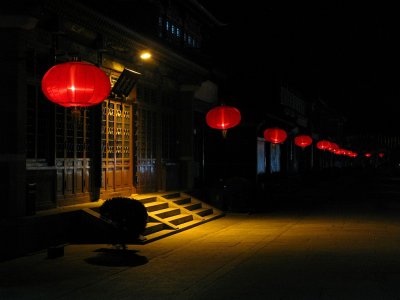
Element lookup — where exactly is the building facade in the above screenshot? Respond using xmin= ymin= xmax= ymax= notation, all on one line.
xmin=1 ymin=0 xmax=222 ymax=217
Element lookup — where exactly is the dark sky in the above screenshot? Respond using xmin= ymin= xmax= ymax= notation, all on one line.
xmin=199 ymin=1 xmax=400 ymax=135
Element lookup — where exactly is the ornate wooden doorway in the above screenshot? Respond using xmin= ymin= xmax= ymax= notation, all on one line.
xmin=101 ymin=99 xmax=133 ymax=197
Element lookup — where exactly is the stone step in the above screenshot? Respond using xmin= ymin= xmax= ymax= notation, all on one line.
xmin=136 ymin=197 xmax=158 ymax=204
xmin=162 ymin=192 xmax=181 ymax=199
xmin=155 ymin=207 xmax=181 ymax=219
xmin=165 ymin=213 xmax=193 ymax=226
xmin=183 ymin=202 xmax=202 ymax=211
xmin=191 ymin=207 xmax=214 ymax=217
xmin=172 ymin=196 xmax=192 ymax=205
xmin=129 ymin=191 xmax=225 ymax=243
xmin=144 ymin=222 xmax=165 ymax=235
xmin=144 ymin=201 xmax=169 ymax=212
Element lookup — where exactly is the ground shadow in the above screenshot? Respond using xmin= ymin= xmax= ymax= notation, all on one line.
xmin=84 ymin=247 xmax=148 ymax=267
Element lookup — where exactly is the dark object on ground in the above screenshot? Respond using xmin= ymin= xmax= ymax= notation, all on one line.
xmin=47 ymin=244 xmax=65 ymax=259
xmin=223 ymin=177 xmax=252 ymax=212
xmin=85 ymin=248 xmax=149 ymax=267
xmin=99 ymin=197 xmax=148 ymax=248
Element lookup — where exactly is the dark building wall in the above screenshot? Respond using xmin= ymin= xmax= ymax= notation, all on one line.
xmin=0 ymin=28 xmax=29 ymax=217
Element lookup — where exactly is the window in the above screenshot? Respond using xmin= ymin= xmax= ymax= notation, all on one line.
xmin=165 ymin=20 xmax=170 ymax=32
xmin=26 ymin=48 xmax=53 ymax=161
xmin=270 ymin=144 xmax=281 ymax=173
xmin=158 ymin=9 xmax=202 ymax=49
xmin=158 ymin=16 xmax=163 ymax=37
xmin=26 ymin=83 xmax=53 ymax=160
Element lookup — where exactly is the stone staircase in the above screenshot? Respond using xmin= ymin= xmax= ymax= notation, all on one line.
xmin=81 ymin=191 xmax=225 ymax=244
xmin=133 ymin=191 xmax=224 ymax=243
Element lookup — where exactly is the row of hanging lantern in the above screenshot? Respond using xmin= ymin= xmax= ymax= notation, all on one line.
xmin=204 ymin=107 xmax=382 ymax=158
xmin=263 ymin=128 xmax=313 ymax=149
xmin=40 ymin=61 xmax=385 ymax=160
xmin=261 ymin=127 xmax=385 ymax=159
xmin=316 ymin=140 xmax=358 ymax=157
xmin=39 ymin=64 xmax=309 ymax=151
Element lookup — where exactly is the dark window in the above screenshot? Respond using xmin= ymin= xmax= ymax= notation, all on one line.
xmin=26 ymin=84 xmax=53 ymax=160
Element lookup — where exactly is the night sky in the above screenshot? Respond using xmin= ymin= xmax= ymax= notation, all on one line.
xmin=200 ymin=1 xmax=400 ymax=135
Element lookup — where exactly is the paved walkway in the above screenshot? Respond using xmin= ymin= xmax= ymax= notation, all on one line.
xmin=1 ymin=207 xmax=400 ymax=299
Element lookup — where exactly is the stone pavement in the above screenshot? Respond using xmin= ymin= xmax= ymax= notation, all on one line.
xmin=2 ymin=207 xmax=400 ymax=300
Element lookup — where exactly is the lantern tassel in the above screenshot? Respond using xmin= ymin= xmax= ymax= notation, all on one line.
xmin=71 ymin=107 xmax=81 ymax=124
xmin=221 ymin=129 xmax=228 ymax=138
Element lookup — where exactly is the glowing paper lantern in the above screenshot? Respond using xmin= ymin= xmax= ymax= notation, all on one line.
xmin=294 ymin=135 xmax=312 ymax=148
xmin=316 ymin=140 xmax=331 ymax=150
xmin=206 ymin=105 xmax=241 ymax=137
xmin=350 ymin=152 xmax=358 ymax=158
xmin=328 ymin=142 xmax=339 ymax=153
xmin=343 ymin=150 xmax=352 ymax=156
xmin=335 ymin=149 xmax=345 ymax=155
xmin=42 ymin=61 xmax=111 ymax=108
xmin=263 ymin=128 xmax=287 ymax=144
xmin=378 ymin=152 xmax=385 ymax=158
xmin=365 ymin=153 xmax=372 ymax=158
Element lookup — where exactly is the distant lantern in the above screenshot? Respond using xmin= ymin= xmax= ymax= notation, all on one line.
xmin=349 ymin=152 xmax=358 ymax=158
xmin=316 ymin=140 xmax=331 ymax=150
xmin=365 ymin=153 xmax=372 ymax=158
xmin=335 ymin=149 xmax=345 ymax=155
xmin=294 ymin=135 xmax=313 ymax=148
xmin=378 ymin=152 xmax=385 ymax=158
xmin=263 ymin=128 xmax=287 ymax=144
xmin=206 ymin=104 xmax=241 ymax=138
xmin=343 ymin=149 xmax=352 ymax=156
xmin=42 ymin=61 xmax=111 ymax=117
xmin=328 ymin=142 xmax=339 ymax=153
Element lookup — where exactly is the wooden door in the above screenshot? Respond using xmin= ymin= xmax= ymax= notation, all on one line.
xmin=101 ymin=100 xmax=132 ymax=197
xmin=55 ymin=107 xmax=91 ymax=205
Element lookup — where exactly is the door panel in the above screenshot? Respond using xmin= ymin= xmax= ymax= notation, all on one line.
xmin=55 ymin=107 xmax=91 ymax=203
xmin=101 ymin=100 xmax=132 ymax=196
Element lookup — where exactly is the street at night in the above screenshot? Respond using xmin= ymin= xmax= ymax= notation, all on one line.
xmin=2 ymin=1 xmax=400 ymax=299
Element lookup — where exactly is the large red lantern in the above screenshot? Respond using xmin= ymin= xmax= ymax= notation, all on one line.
xmin=316 ymin=140 xmax=331 ymax=150
xmin=206 ymin=105 xmax=241 ymax=137
xmin=263 ymin=128 xmax=287 ymax=144
xmin=294 ymin=135 xmax=312 ymax=148
xmin=42 ymin=61 xmax=111 ymax=109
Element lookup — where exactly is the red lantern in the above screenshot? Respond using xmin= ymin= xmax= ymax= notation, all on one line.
xmin=294 ymin=135 xmax=312 ymax=148
xmin=328 ymin=142 xmax=339 ymax=152
xmin=343 ymin=149 xmax=352 ymax=156
xmin=316 ymin=140 xmax=331 ymax=150
xmin=378 ymin=152 xmax=384 ymax=158
xmin=365 ymin=153 xmax=372 ymax=158
xmin=42 ymin=61 xmax=111 ymax=108
xmin=347 ymin=151 xmax=357 ymax=158
xmin=206 ymin=105 xmax=241 ymax=130
xmin=263 ymin=128 xmax=287 ymax=144
xmin=206 ymin=105 xmax=241 ymax=137
xmin=335 ymin=149 xmax=345 ymax=155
